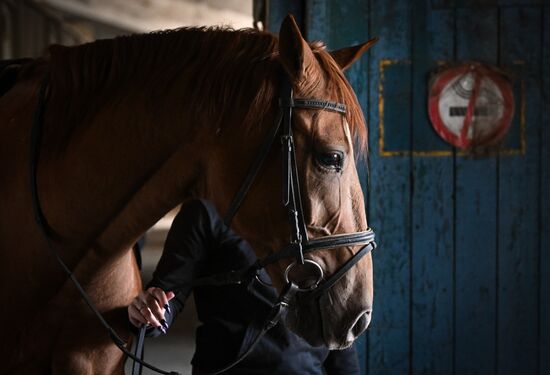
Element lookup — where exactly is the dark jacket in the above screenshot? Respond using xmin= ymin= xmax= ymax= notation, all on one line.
xmin=147 ymin=199 xmax=359 ymax=375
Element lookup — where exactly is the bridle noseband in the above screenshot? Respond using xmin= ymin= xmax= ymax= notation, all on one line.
xmin=29 ymin=73 xmax=377 ymax=375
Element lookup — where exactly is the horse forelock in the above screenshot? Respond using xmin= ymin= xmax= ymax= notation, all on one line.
xmin=312 ymin=49 xmax=368 ymax=157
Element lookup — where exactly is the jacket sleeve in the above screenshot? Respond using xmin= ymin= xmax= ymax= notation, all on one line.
xmin=323 ymin=344 xmax=360 ymax=375
xmin=145 ymin=200 xmax=214 ymax=337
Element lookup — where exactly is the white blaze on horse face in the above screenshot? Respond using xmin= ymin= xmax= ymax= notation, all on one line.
xmin=342 ymin=119 xmax=354 ymax=161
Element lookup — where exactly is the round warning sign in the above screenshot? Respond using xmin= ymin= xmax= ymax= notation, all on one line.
xmin=428 ymin=62 xmax=514 ymax=148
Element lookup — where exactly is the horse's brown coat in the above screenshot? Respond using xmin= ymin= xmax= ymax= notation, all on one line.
xmin=0 ymin=16 xmax=375 ymax=374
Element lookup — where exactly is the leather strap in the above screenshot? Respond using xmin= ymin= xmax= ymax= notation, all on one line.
xmin=30 ymin=76 xmax=51 ymax=236
xmin=132 ymin=324 xmax=147 ymax=375
xmin=280 ymin=79 xmax=309 ymax=264
xmin=279 ymin=98 xmax=346 ymax=114
xmin=223 ymin=111 xmax=284 ymax=226
xmin=257 ymin=229 xmax=375 ymax=267
xmin=309 ymin=241 xmax=376 ymax=299
xmin=207 ymin=282 xmax=300 ymax=375
xmin=304 ymin=229 xmax=375 ymax=252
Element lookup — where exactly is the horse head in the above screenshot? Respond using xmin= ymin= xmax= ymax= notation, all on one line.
xmin=213 ymin=15 xmax=377 ymax=349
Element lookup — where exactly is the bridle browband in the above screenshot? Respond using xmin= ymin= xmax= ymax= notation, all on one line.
xmin=29 ymin=72 xmax=377 ymax=375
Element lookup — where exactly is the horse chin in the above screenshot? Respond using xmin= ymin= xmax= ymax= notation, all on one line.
xmin=285 ymin=293 xmax=372 ymax=350
xmin=285 ymin=296 xmax=326 ymax=347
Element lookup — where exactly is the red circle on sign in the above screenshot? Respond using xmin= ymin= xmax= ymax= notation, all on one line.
xmin=428 ymin=62 xmax=514 ymax=148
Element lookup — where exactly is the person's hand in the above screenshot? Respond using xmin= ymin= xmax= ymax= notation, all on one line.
xmin=128 ymin=287 xmax=175 ymax=332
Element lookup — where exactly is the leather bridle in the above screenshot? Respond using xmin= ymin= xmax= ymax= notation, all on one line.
xmin=222 ymin=78 xmax=376 ymax=295
xmin=28 ymin=72 xmax=377 ymax=375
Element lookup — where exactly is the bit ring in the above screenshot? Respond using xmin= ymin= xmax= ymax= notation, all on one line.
xmin=284 ymin=259 xmax=324 ymax=291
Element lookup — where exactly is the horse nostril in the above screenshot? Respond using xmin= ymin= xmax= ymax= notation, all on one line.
xmin=351 ymin=312 xmax=371 ymax=336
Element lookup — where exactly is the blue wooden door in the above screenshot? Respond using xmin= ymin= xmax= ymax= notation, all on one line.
xmin=267 ymin=1 xmax=549 ymax=374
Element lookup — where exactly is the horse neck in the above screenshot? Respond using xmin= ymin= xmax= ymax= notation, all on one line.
xmin=39 ymin=32 xmax=277 ymax=258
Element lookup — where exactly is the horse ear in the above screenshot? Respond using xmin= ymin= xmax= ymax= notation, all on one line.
xmin=278 ymin=14 xmax=317 ymax=82
xmin=330 ymin=38 xmax=379 ymax=71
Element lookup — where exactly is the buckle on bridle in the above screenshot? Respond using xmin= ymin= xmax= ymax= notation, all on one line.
xmin=264 ymin=282 xmax=300 ymax=330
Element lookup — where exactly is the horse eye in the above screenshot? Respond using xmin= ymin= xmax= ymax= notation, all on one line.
xmin=317 ymin=151 xmax=344 ymax=171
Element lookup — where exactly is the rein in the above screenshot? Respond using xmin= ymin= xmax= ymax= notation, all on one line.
xmin=29 ymin=73 xmax=376 ymax=374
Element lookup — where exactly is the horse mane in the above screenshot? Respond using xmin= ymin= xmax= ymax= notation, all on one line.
xmin=44 ymin=26 xmax=366 ymax=152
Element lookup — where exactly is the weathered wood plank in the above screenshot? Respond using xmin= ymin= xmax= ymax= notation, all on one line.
xmin=267 ymin=0 xmax=303 ymax=33
xmin=462 ymin=0 xmax=499 ymax=7
xmin=541 ymin=7 xmax=550 ymax=375
xmin=454 ymin=7 xmax=498 ymax=375
xmin=433 ymin=0 xmax=543 ymax=7
xmin=381 ymin=62 xmax=411 ymax=154
xmin=498 ymin=6 xmax=541 ymax=375
xmin=498 ymin=0 xmax=543 ymax=5
xmin=367 ymin=0 xmax=412 ymax=373
xmin=410 ymin=2 xmax=454 ymax=374
xmin=304 ymin=0 xmax=327 ymax=41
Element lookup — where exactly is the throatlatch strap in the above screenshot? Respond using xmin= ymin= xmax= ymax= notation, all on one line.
xmin=223 ymin=111 xmax=284 ymax=226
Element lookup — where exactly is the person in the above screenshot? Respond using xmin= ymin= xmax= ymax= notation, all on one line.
xmin=128 ymin=199 xmax=360 ymax=375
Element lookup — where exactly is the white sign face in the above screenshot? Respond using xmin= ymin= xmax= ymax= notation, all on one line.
xmin=429 ymin=63 xmax=514 ymax=148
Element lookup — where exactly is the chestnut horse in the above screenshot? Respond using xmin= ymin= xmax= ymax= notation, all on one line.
xmin=0 ymin=16 xmax=376 ymax=374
